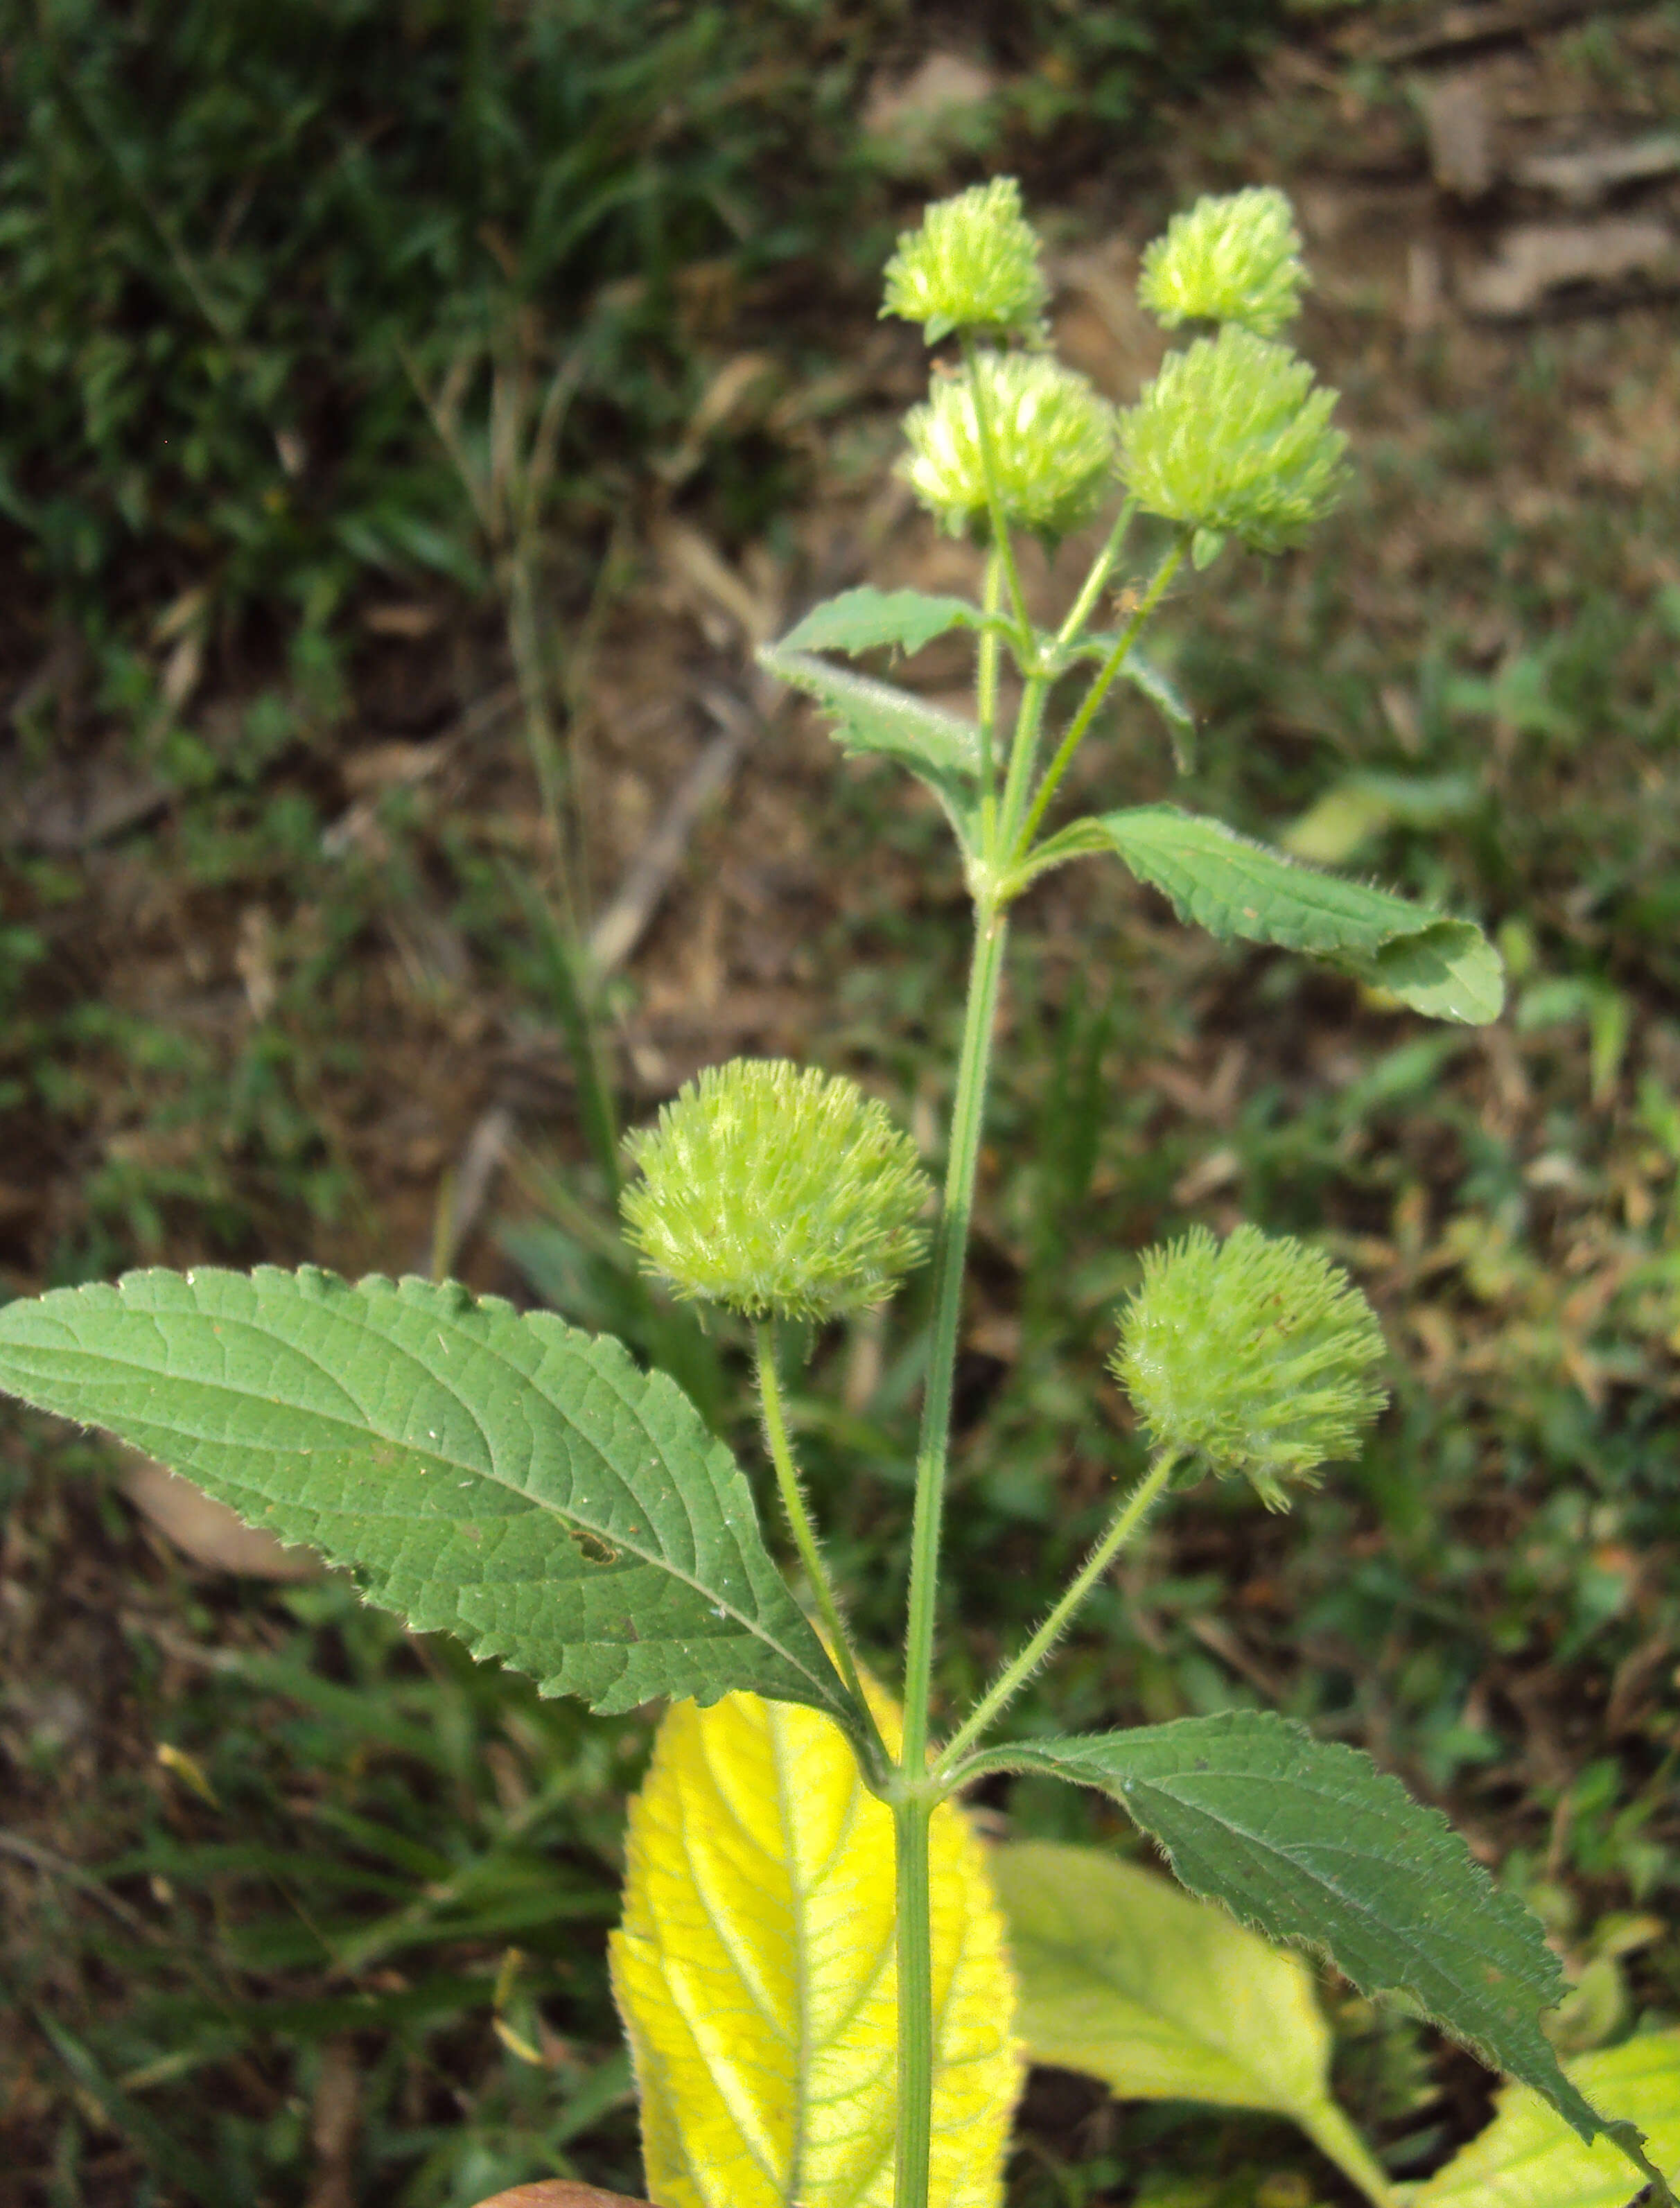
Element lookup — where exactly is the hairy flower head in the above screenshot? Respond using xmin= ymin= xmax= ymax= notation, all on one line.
xmin=1118 ymin=324 xmax=1347 ymax=554
xmin=1111 ymin=1224 xmax=1387 ymax=1509
xmin=882 ymin=177 xmax=1049 ymax=344
xmin=621 ymin=1060 xmax=933 ymax=1322
xmin=1139 ymin=186 xmax=1307 ymax=338
xmin=902 ymin=351 xmax=1117 ymax=545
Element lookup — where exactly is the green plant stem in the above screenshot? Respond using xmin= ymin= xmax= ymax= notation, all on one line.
xmin=892 ymin=1790 xmax=935 ymax=2208
xmin=961 ymin=333 xmax=1032 ymax=638
xmin=1013 ymin=529 xmax=1189 ymax=861
xmin=1054 ymin=494 xmax=1137 ymax=656
xmin=753 ymin=1320 xmax=891 ymax=1788
xmin=995 ymin=674 xmax=1049 ymax=855
xmin=931 ymin=1450 xmax=1179 ymax=1785
xmin=977 ymin=548 xmax=1004 ymax=839
xmin=894 ymin=891 xmax=1010 ymax=2208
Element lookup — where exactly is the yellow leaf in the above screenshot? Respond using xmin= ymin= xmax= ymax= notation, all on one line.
xmin=609 ymin=1678 xmax=1019 ymax=2208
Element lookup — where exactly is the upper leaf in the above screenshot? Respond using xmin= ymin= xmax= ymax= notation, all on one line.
xmin=611 ymin=1679 xmax=1019 ymax=2208
xmin=758 ymin=644 xmax=980 ymax=836
xmin=1412 ymin=2030 xmax=1680 ymax=2208
xmin=989 ymin=1841 xmax=1397 ymax=2205
xmin=775 ymin=587 xmax=987 ymax=659
xmin=1032 ymin=803 xmax=1503 ymax=1023
xmin=0 ymin=1267 xmax=859 ymax=1737
xmin=953 ymin=1712 xmax=1623 ymax=2153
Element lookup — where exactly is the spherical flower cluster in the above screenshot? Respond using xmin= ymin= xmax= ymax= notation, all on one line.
xmin=1139 ymin=186 xmax=1307 ymax=339
xmin=620 ymin=1059 xmax=933 ymax=1323
xmin=1110 ymin=1223 xmax=1387 ymax=1509
xmin=1117 ymin=324 xmax=1347 ymax=554
xmin=902 ymin=351 xmax=1117 ymax=546
xmin=882 ymin=177 xmax=1049 ymax=344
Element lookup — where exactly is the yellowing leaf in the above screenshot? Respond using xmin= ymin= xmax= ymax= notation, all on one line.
xmin=609 ymin=1681 xmax=1019 ymax=2208
xmin=1412 ymin=2031 xmax=1680 ymax=2208
xmin=989 ymin=1842 xmax=1398 ymax=2207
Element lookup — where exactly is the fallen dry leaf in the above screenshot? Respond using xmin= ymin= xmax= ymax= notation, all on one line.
xmin=1515 ymin=132 xmax=1680 ymax=207
xmin=1417 ymin=72 xmax=1496 ymax=198
xmin=118 ymin=1449 xmax=324 ymax=1580
xmin=1459 ymin=217 xmax=1675 ymax=316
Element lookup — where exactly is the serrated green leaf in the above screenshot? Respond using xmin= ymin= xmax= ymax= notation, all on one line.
xmin=757 ymin=644 xmax=979 ymax=836
xmin=0 ymin=1266 xmax=859 ymax=1737
xmin=953 ymin=1712 xmax=1623 ymax=2153
xmin=989 ymin=1841 xmax=1399 ymax=2205
xmin=611 ymin=1676 xmax=1020 ymax=2208
xmin=775 ymin=587 xmax=986 ymax=658
xmin=1044 ymin=804 xmax=1503 ymax=1023
xmin=1412 ymin=2031 xmax=1680 ymax=2208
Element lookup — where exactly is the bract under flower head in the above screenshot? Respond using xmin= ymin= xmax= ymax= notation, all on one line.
xmin=1139 ymin=186 xmax=1307 ymax=338
xmin=902 ymin=351 xmax=1117 ymax=546
xmin=1118 ymin=324 xmax=1347 ymax=554
xmin=1111 ymin=1223 xmax=1387 ymax=1509
xmin=882 ymin=177 xmax=1048 ymax=344
xmin=621 ymin=1059 xmax=933 ymax=1323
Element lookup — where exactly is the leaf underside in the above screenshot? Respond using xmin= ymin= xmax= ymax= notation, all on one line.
xmin=757 ymin=644 xmax=980 ymax=827
xmin=1083 ymin=804 xmax=1504 ymax=1023
xmin=0 ymin=1266 xmax=855 ymax=1731
xmin=961 ymin=1712 xmax=1620 ymax=2151
xmin=989 ymin=1841 xmax=1397 ymax=2205
xmin=611 ymin=1681 xmax=1019 ymax=2208
xmin=775 ymin=586 xmax=985 ymax=658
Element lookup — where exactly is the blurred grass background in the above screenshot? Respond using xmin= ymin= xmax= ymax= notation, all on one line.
xmin=2 ymin=3 xmax=1678 ymax=2205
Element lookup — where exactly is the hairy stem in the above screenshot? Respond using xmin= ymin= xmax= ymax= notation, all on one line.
xmin=894 ymin=893 xmax=1010 ymax=2208
xmin=893 ymin=1791 xmax=936 ymax=2208
xmin=1013 ymin=529 xmax=1189 ymax=861
xmin=754 ymin=1321 xmax=891 ymax=1787
xmin=977 ymin=547 xmax=1004 ymax=839
xmin=931 ymin=1450 xmax=1179 ymax=1784
xmin=1054 ymin=495 xmax=1138 ymax=657
xmin=960 ymin=333 xmax=1032 ymax=638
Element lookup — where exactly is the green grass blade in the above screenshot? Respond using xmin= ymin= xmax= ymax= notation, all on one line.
xmin=0 ymin=1265 xmax=857 ymax=1735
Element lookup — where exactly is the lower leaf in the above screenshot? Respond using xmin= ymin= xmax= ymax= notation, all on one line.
xmin=610 ymin=1679 xmax=1020 ymax=2208
xmin=1411 ymin=2030 xmax=1680 ymax=2208
xmin=989 ymin=1841 xmax=1398 ymax=2206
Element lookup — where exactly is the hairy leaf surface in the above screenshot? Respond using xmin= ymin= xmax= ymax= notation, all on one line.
xmin=0 ymin=1267 xmax=857 ymax=1732
xmin=611 ymin=1680 xmax=1018 ymax=2208
xmin=758 ymin=644 xmax=980 ymax=832
xmin=776 ymin=587 xmax=986 ymax=658
xmin=990 ymin=1842 xmax=1397 ymax=2205
xmin=1414 ymin=2031 xmax=1680 ymax=2208
xmin=955 ymin=1712 xmax=1622 ymax=2150
xmin=1031 ymin=803 xmax=1502 ymax=1022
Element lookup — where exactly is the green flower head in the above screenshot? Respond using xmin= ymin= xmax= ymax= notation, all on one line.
xmin=621 ymin=1059 xmax=934 ymax=1323
xmin=1110 ymin=1224 xmax=1387 ymax=1509
xmin=1118 ymin=324 xmax=1347 ymax=554
xmin=1139 ymin=186 xmax=1307 ymax=339
xmin=882 ymin=177 xmax=1049 ymax=344
xmin=902 ymin=351 xmax=1117 ymax=546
